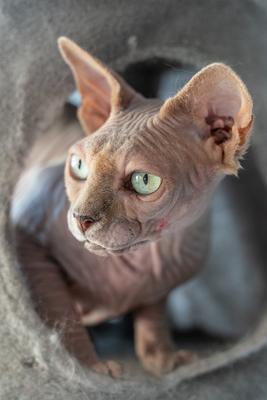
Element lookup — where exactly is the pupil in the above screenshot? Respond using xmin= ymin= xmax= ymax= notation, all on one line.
xmin=143 ymin=173 xmax=148 ymax=185
xmin=78 ymin=159 xmax=82 ymax=169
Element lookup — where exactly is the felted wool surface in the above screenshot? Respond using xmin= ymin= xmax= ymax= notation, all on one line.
xmin=1 ymin=1 xmax=267 ymax=399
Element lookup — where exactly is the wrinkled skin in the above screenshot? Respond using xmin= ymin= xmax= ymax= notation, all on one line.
xmin=11 ymin=37 xmax=253 ymax=377
xmin=66 ymin=99 xmax=218 ymax=256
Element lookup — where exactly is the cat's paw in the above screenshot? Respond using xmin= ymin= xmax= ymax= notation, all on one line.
xmin=140 ymin=349 xmax=197 ymax=377
xmin=91 ymin=360 xmax=123 ymax=378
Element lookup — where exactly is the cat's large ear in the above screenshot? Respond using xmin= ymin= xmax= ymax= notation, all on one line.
xmin=160 ymin=63 xmax=253 ymax=174
xmin=58 ymin=37 xmax=138 ymax=134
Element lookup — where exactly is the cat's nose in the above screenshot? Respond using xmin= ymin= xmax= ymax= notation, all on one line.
xmin=73 ymin=212 xmax=98 ymax=232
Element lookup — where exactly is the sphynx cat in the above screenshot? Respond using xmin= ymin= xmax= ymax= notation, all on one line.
xmin=11 ymin=37 xmax=253 ymax=377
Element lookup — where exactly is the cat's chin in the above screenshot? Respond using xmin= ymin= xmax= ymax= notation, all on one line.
xmin=84 ymin=239 xmax=150 ymax=256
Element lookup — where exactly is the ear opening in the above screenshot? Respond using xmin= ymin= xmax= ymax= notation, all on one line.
xmin=58 ymin=37 xmax=137 ymax=134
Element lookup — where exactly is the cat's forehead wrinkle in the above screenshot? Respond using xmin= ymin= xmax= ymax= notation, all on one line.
xmin=80 ymin=98 xmax=204 ymax=178
xmin=123 ymin=114 xmax=192 ymax=167
xmin=84 ymin=133 xmax=108 ymax=155
xmin=80 ymin=102 xmax=162 ymax=160
xmin=102 ymin=101 xmax=162 ymax=149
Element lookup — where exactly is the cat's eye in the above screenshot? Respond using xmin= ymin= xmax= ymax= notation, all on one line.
xmin=70 ymin=154 xmax=89 ymax=180
xmin=131 ymin=171 xmax=162 ymax=195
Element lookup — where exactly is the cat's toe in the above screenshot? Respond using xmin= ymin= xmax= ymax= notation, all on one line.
xmin=92 ymin=360 xmax=123 ymax=378
xmin=106 ymin=360 xmax=123 ymax=378
xmin=141 ymin=349 xmax=197 ymax=377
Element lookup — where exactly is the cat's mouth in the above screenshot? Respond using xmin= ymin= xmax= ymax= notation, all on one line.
xmin=84 ymin=239 xmax=150 ymax=255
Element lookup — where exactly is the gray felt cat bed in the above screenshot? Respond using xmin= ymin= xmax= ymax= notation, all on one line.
xmin=1 ymin=1 xmax=267 ymax=399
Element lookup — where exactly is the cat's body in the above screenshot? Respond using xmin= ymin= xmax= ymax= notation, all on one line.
xmin=12 ymin=163 xmax=209 ymax=326
xmin=10 ymin=37 xmax=253 ymax=377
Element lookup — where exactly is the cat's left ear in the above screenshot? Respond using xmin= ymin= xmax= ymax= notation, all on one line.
xmin=58 ymin=37 xmax=139 ymax=134
xmin=160 ymin=63 xmax=253 ymax=174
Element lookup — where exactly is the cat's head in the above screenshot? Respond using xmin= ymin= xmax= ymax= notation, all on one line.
xmin=58 ymin=37 xmax=253 ymax=256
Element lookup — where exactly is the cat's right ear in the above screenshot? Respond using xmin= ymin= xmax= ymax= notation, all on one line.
xmin=58 ymin=37 xmax=138 ymax=134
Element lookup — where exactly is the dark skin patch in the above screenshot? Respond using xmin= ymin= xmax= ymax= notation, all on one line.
xmin=206 ymin=115 xmax=234 ymax=145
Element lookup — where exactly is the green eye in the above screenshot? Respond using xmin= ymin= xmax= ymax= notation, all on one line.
xmin=131 ymin=171 xmax=162 ymax=195
xmin=70 ymin=154 xmax=89 ymax=180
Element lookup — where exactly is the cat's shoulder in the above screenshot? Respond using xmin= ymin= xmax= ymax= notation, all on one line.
xmin=10 ymin=163 xmax=66 ymax=243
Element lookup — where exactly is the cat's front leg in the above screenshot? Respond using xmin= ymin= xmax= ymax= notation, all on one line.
xmin=15 ymin=231 xmax=122 ymax=378
xmin=134 ymin=299 xmax=196 ymax=376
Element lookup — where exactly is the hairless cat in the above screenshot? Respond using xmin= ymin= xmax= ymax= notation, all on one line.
xmin=11 ymin=37 xmax=253 ymax=378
